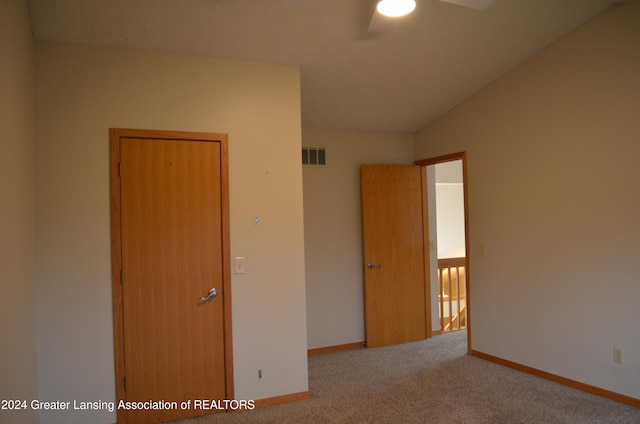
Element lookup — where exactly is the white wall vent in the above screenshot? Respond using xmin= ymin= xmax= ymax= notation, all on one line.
xmin=302 ymin=146 xmax=326 ymax=166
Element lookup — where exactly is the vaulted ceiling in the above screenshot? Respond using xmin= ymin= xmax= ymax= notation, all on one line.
xmin=28 ymin=0 xmax=620 ymax=132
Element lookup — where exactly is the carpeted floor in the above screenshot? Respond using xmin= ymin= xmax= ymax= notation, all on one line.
xmin=174 ymin=330 xmax=640 ymax=423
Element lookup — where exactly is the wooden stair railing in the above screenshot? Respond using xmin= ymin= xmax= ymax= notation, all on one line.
xmin=438 ymin=257 xmax=467 ymax=332
xmin=443 ymin=305 xmax=466 ymax=331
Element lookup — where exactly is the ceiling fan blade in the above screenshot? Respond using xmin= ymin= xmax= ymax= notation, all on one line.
xmin=368 ymin=9 xmax=390 ymax=33
xmin=437 ymin=0 xmax=495 ymax=10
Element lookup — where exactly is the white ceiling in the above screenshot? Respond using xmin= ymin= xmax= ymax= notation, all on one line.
xmin=27 ymin=0 xmax=619 ymax=133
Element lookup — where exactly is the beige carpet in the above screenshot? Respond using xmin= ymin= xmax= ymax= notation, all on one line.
xmin=174 ymin=330 xmax=640 ymax=423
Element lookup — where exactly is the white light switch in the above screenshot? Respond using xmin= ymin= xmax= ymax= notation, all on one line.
xmin=234 ymin=257 xmax=246 ymax=274
xmin=480 ymin=242 xmax=488 ymax=256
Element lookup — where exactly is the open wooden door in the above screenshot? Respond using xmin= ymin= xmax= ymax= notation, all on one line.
xmin=110 ymin=129 xmax=232 ymax=423
xmin=361 ymin=164 xmax=429 ymax=348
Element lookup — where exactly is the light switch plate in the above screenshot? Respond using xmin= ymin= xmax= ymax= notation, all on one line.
xmin=234 ymin=257 xmax=246 ymax=274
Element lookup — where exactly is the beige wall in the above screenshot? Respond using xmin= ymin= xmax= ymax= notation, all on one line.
xmin=434 ymin=160 xmax=465 ymax=259
xmin=415 ymin=1 xmax=640 ymax=399
xmin=302 ymin=128 xmax=414 ymax=349
xmin=35 ymin=42 xmax=308 ymax=423
xmin=0 ymin=1 xmax=39 ymax=423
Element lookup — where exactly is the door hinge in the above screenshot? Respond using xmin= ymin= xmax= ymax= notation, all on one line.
xmin=118 ymin=162 xmax=122 ymax=177
xmin=123 ymin=376 xmax=126 ymax=392
xmin=120 ymin=269 xmax=124 ymax=285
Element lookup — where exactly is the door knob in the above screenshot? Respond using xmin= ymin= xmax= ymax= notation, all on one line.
xmin=367 ymin=262 xmax=381 ymax=269
xmin=200 ymin=288 xmax=217 ymax=301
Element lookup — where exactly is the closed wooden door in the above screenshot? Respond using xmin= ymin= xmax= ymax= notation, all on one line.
xmin=361 ymin=164 xmax=428 ymax=348
xmin=110 ymin=129 xmax=232 ymax=424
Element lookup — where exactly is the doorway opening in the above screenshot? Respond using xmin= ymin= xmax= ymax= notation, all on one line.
xmin=430 ymin=160 xmax=466 ymax=333
xmin=416 ymin=152 xmax=470 ymax=353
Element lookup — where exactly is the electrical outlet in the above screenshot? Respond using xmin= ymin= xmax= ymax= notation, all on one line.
xmin=258 ymin=369 xmax=262 ymax=380
xmin=613 ymin=347 xmax=623 ymax=365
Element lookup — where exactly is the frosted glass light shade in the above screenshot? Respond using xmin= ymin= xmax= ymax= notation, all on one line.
xmin=376 ymin=0 xmax=416 ymax=17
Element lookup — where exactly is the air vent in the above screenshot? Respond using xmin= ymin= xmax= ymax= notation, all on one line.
xmin=302 ymin=146 xmax=326 ymax=166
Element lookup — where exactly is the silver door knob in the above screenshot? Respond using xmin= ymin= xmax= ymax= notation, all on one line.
xmin=201 ymin=288 xmax=217 ymax=301
xmin=367 ymin=262 xmax=381 ymax=269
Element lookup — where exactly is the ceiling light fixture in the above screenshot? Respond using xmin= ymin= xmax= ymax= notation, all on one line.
xmin=376 ymin=0 xmax=416 ymax=17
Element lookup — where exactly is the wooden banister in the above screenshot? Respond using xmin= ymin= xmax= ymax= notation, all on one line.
xmin=438 ymin=257 xmax=467 ymax=332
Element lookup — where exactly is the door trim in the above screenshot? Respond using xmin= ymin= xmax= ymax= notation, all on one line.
xmin=109 ymin=128 xmax=234 ymax=422
xmin=415 ymin=152 xmax=471 ymax=354
xmin=420 ymin=168 xmax=432 ymax=339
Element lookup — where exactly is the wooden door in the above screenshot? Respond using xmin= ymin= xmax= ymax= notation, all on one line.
xmin=361 ymin=164 xmax=429 ymax=348
xmin=110 ymin=129 xmax=232 ymax=424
